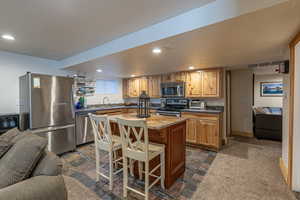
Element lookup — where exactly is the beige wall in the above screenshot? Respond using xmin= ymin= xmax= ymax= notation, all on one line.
xmin=254 ymin=74 xmax=283 ymax=107
xmin=292 ymin=42 xmax=300 ymax=191
xmin=282 ymin=74 xmax=290 ymax=170
xmin=230 ymin=68 xmax=253 ymax=136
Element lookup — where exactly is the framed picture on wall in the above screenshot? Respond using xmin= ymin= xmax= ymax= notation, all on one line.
xmin=260 ymin=82 xmax=283 ymax=97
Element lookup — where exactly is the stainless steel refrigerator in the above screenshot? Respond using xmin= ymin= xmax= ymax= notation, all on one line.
xmin=19 ymin=72 xmax=76 ymax=154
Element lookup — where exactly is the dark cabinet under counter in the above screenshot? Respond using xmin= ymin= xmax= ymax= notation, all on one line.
xmin=0 ymin=114 xmax=19 ymax=134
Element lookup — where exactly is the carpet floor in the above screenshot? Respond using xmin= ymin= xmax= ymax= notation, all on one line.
xmin=193 ymin=137 xmax=297 ymax=200
xmin=61 ymin=137 xmax=298 ymax=200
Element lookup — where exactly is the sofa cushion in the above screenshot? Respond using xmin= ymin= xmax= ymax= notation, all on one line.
xmin=0 ymin=140 xmax=13 ymax=159
xmin=32 ymin=151 xmax=63 ymax=177
xmin=0 ymin=134 xmax=47 ymax=189
xmin=0 ymin=128 xmax=21 ymax=142
xmin=0 ymin=175 xmax=67 ymax=200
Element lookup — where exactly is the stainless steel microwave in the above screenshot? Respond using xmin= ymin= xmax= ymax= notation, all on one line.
xmin=161 ymin=82 xmax=185 ymax=98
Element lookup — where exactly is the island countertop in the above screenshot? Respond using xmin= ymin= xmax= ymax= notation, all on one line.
xmin=108 ymin=114 xmax=187 ymax=130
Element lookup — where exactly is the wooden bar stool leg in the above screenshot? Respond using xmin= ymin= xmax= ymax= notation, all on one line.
xmin=109 ymin=150 xmax=113 ymax=190
xmin=123 ymin=156 xmax=128 ymax=198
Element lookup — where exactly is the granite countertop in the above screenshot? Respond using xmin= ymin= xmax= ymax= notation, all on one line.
xmin=108 ymin=114 xmax=187 ymax=130
xmin=75 ymin=105 xmax=223 ymax=114
xmin=75 ymin=106 xmax=127 ymax=113
xmin=181 ymin=109 xmax=223 ymax=114
xmin=75 ymin=105 xmax=160 ymax=114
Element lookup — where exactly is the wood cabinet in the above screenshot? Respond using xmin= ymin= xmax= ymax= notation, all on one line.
xmin=123 ymin=77 xmax=148 ymax=98
xmin=96 ymin=108 xmax=127 ymax=115
xmin=202 ymin=69 xmax=220 ymax=97
xmin=186 ymin=71 xmax=203 ymax=97
xmin=139 ymin=77 xmax=148 ymax=93
xmin=123 ymin=69 xmax=221 ymax=98
xmin=182 ymin=113 xmax=222 ymax=151
xmin=148 ymin=75 xmax=161 ymax=98
xmin=128 ymin=78 xmax=140 ymax=97
xmin=123 ymin=79 xmax=129 ymax=98
xmin=197 ymin=119 xmax=219 ymax=147
xmin=186 ymin=118 xmax=197 ymax=143
xmin=186 ymin=69 xmax=221 ymax=98
xmin=162 ymin=72 xmax=186 ymax=82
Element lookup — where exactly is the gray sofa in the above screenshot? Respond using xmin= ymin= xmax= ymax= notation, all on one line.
xmin=0 ymin=128 xmax=68 ymax=200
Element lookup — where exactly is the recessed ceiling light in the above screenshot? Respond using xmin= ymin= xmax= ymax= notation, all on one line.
xmin=152 ymin=48 xmax=162 ymax=54
xmin=96 ymin=69 xmax=102 ymax=73
xmin=131 ymin=74 xmax=136 ymax=77
xmin=1 ymin=34 xmax=15 ymax=41
xmin=197 ymin=70 xmax=202 ymax=73
xmin=189 ymin=66 xmax=195 ymax=70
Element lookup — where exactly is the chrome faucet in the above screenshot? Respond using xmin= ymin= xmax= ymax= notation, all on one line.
xmin=102 ymin=96 xmax=110 ymax=105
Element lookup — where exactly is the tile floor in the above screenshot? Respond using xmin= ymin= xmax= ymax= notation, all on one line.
xmin=61 ymin=143 xmax=217 ymax=200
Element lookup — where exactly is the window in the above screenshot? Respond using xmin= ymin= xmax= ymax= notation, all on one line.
xmin=95 ymin=80 xmax=119 ymax=94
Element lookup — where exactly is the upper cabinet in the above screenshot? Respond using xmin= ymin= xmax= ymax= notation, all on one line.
xmin=202 ymin=69 xmax=220 ymax=97
xmin=186 ymin=71 xmax=203 ymax=97
xmin=162 ymin=72 xmax=186 ymax=82
xmin=123 ymin=68 xmax=222 ymax=98
xmin=186 ymin=69 xmax=222 ymax=98
xmin=123 ymin=77 xmax=148 ymax=98
xmin=148 ymin=75 xmax=161 ymax=98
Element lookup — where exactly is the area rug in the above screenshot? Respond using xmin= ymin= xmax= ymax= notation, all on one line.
xmin=61 ymin=143 xmax=216 ymax=200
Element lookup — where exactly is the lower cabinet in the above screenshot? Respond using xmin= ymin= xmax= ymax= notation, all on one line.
xmin=183 ymin=113 xmax=222 ymax=151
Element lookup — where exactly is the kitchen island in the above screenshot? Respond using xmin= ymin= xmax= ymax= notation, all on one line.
xmin=106 ymin=114 xmax=187 ymax=189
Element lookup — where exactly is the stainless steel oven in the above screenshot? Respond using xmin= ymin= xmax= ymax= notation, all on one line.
xmin=161 ymin=82 xmax=185 ymax=98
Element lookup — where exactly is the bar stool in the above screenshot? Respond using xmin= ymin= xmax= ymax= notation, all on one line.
xmin=117 ymin=118 xmax=165 ymax=200
xmin=89 ymin=113 xmax=123 ymax=190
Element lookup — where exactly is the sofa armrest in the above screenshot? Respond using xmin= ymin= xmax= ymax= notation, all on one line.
xmin=0 ymin=175 xmax=67 ymax=200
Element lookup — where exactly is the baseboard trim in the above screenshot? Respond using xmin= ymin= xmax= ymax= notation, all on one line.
xmin=279 ymin=157 xmax=288 ymax=183
xmin=231 ymin=131 xmax=254 ymax=138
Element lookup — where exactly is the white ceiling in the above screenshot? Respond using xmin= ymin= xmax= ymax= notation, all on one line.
xmin=67 ymin=1 xmax=300 ymax=78
xmin=0 ymin=0 xmax=213 ymax=60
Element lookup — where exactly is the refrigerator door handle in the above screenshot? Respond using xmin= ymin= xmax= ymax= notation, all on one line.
xmin=31 ymin=124 xmax=75 ymax=133
xmin=71 ymin=85 xmax=75 ymax=119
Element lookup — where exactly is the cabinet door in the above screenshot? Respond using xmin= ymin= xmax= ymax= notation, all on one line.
xmin=123 ymin=79 xmax=129 ymax=98
xmin=148 ymin=75 xmax=161 ymax=98
xmin=128 ymin=78 xmax=140 ymax=97
xmin=186 ymin=71 xmax=203 ymax=97
xmin=172 ymin=72 xmax=186 ymax=82
xmin=197 ymin=119 xmax=219 ymax=148
xmin=202 ymin=70 xmax=220 ymax=97
xmin=186 ymin=119 xmax=197 ymax=143
xmin=139 ymin=77 xmax=148 ymax=95
xmin=162 ymin=72 xmax=186 ymax=83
